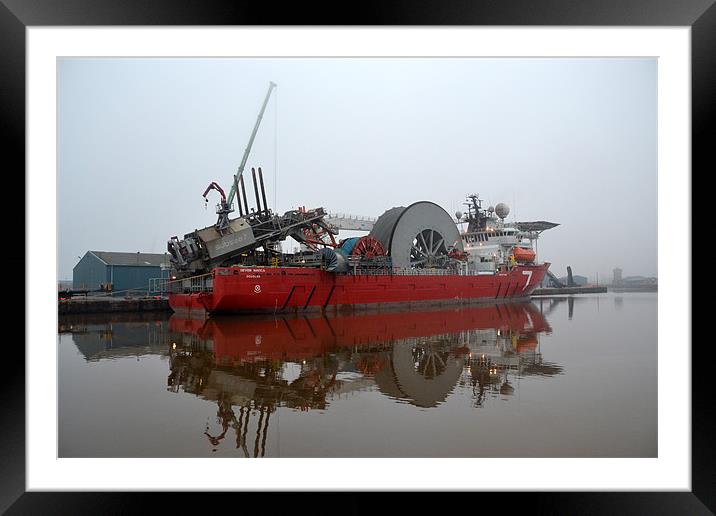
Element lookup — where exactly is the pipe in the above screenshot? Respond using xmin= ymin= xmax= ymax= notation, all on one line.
xmin=251 ymin=167 xmax=262 ymax=213
xmin=240 ymin=175 xmax=249 ymax=216
xmin=258 ymin=167 xmax=268 ymax=214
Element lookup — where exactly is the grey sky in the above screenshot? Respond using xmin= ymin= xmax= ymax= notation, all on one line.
xmin=58 ymin=57 xmax=656 ymax=282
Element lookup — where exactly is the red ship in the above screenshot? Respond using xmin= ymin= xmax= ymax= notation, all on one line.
xmin=167 ymin=195 xmax=554 ymax=316
xmin=165 ymin=84 xmax=557 ymax=316
xmin=166 ymin=193 xmax=555 ymax=317
xmin=169 ymin=262 xmax=549 ymax=316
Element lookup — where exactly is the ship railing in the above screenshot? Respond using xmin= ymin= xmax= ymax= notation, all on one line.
xmin=326 ymin=212 xmax=377 ymax=222
xmin=148 ymin=277 xmax=169 ymax=295
xmin=189 ymin=275 xmax=213 ymax=292
xmin=352 ymin=267 xmax=480 ymax=276
xmin=164 ymin=273 xmax=214 ymax=294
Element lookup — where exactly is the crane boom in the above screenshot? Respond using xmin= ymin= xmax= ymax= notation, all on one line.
xmin=226 ymin=81 xmax=277 ymax=211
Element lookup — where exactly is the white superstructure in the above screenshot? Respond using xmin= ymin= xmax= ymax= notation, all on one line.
xmin=456 ymin=195 xmax=554 ymax=274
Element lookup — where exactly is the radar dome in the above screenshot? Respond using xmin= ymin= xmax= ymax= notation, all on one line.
xmin=455 ymin=210 xmax=463 ymax=220
xmin=487 ymin=205 xmax=495 ymax=213
xmin=495 ymin=203 xmax=510 ymax=220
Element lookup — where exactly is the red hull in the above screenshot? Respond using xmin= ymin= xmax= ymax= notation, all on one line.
xmin=169 ymin=263 xmax=550 ymax=316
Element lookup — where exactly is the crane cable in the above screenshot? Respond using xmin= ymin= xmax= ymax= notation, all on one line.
xmin=273 ymin=85 xmax=278 ymax=213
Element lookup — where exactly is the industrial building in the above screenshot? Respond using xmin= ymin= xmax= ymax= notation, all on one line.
xmin=613 ymin=267 xmax=623 ymax=286
xmin=558 ymin=274 xmax=588 ymax=286
xmin=73 ymin=251 xmax=171 ymax=294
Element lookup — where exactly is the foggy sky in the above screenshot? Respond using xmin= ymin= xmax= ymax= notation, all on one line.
xmin=58 ymin=58 xmax=656 ymax=282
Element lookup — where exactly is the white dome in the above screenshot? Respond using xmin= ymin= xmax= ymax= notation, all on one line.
xmin=495 ymin=203 xmax=510 ymax=219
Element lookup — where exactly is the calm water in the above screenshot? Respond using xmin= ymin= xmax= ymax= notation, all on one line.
xmin=58 ymin=293 xmax=657 ymax=457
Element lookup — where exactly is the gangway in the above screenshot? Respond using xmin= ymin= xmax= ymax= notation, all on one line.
xmin=544 ymin=269 xmax=565 ymax=288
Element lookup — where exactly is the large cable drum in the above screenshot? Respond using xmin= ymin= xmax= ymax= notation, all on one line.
xmin=374 ymin=343 xmax=465 ymax=408
xmin=369 ymin=206 xmax=405 ymax=249
xmin=369 ymin=201 xmax=464 ymax=269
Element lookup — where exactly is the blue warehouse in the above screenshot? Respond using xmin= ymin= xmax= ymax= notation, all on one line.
xmin=73 ymin=251 xmax=171 ymax=294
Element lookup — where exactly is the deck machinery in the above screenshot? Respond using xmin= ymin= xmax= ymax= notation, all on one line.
xmin=167 ymin=171 xmax=339 ymax=275
xmin=167 ymin=82 xmax=343 ymax=276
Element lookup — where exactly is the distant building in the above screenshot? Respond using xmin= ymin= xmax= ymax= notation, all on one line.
xmin=622 ymin=275 xmax=658 ymax=287
xmin=73 ymin=251 xmax=171 ymax=294
xmin=612 ymin=268 xmax=623 ymax=286
xmin=608 ymin=272 xmax=658 ymax=292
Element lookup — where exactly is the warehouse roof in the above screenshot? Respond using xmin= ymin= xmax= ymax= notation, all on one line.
xmin=89 ymin=251 xmax=170 ymax=267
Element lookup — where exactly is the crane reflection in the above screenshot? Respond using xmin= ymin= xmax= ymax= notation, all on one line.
xmin=166 ymin=302 xmax=561 ymax=455
xmin=60 ymin=302 xmax=562 ymax=456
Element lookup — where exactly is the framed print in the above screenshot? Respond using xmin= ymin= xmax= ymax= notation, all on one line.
xmin=5 ymin=0 xmax=709 ymax=513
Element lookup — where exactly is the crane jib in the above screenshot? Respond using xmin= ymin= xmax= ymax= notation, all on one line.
xmin=226 ymin=81 xmax=277 ymax=211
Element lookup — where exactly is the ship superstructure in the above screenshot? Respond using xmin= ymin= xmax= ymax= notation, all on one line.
xmin=456 ymin=194 xmax=559 ymax=274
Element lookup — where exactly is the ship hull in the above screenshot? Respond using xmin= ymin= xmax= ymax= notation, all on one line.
xmin=169 ymin=263 xmax=550 ymax=316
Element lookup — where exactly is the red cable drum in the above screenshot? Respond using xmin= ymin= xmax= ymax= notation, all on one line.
xmin=351 ymin=236 xmax=386 ymax=258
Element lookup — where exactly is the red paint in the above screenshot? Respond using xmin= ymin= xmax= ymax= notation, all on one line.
xmin=168 ymin=301 xmax=551 ymax=366
xmin=169 ymin=263 xmax=550 ymax=315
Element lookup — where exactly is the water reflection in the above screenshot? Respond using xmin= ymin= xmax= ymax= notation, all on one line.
xmin=536 ymin=296 xmax=594 ymax=320
xmin=59 ymin=295 xmax=658 ymax=458
xmin=60 ymin=303 xmax=561 ymax=456
xmin=164 ymin=303 xmax=559 ymax=454
xmin=59 ymin=312 xmax=171 ymax=361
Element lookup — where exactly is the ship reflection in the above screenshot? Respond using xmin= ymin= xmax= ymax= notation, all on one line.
xmin=60 ymin=303 xmax=561 ymax=456
xmin=166 ymin=303 xmax=560 ymax=454
xmin=464 ymin=326 xmax=563 ymax=408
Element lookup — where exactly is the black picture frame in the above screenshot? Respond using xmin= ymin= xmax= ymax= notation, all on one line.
xmin=5 ymin=0 xmax=708 ymax=513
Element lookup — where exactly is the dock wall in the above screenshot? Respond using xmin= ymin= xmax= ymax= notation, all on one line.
xmin=58 ymin=297 xmax=171 ymax=315
xmin=531 ymin=286 xmax=608 ymax=296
